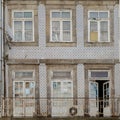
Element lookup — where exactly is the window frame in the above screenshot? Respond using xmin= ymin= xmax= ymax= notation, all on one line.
xmin=50 ymin=10 xmax=72 ymax=42
xmin=88 ymin=11 xmax=110 ymax=42
xmin=12 ymin=10 xmax=34 ymax=42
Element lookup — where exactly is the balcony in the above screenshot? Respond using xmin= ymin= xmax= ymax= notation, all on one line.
xmin=0 ymin=97 xmax=120 ymax=119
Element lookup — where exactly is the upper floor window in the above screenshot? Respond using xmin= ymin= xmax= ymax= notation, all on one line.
xmin=50 ymin=10 xmax=72 ymax=42
xmin=12 ymin=11 xmax=34 ymax=42
xmin=88 ymin=11 xmax=110 ymax=42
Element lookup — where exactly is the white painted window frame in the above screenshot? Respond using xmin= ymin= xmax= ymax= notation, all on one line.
xmin=13 ymin=80 xmax=35 ymax=97
xmin=50 ymin=10 xmax=72 ymax=42
xmin=51 ymin=80 xmax=73 ymax=98
xmin=88 ymin=11 xmax=110 ymax=42
xmin=12 ymin=10 xmax=34 ymax=42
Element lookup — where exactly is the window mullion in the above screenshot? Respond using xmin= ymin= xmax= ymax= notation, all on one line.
xmin=70 ymin=20 xmax=72 ymax=41
xmin=22 ymin=20 xmax=24 ymax=42
xmin=108 ymin=20 xmax=110 ymax=42
xmin=61 ymin=20 xmax=63 ymax=42
xmin=98 ymin=21 xmax=100 ymax=42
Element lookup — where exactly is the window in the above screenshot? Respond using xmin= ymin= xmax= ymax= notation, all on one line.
xmin=50 ymin=10 xmax=72 ymax=42
xmin=14 ymin=70 xmax=35 ymax=80
xmin=12 ymin=11 xmax=34 ymax=42
xmin=51 ymin=70 xmax=73 ymax=79
xmin=88 ymin=70 xmax=110 ymax=80
xmin=88 ymin=11 xmax=110 ymax=42
xmin=52 ymin=71 xmax=72 ymax=79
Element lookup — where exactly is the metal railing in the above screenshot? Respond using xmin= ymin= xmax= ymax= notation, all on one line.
xmin=1 ymin=97 xmax=120 ymax=117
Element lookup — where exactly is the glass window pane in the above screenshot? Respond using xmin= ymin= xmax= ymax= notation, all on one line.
xmin=53 ymin=82 xmax=61 ymax=97
xmin=52 ymin=12 xmax=60 ymax=18
xmin=14 ymin=12 xmax=23 ymax=18
xmin=14 ymin=21 xmax=22 ymax=30
xmin=25 ymin=31 xmax=33 ymax=41
xmin=63 ymin=32 xmax=70 ymax=41
xmin=52 ymin=21 xmax=60 ymax=41
xmin=25 ymin=21 xmax=32 ymax=30
xmin=15 ymin=72 xmax=33 ymax=78
xmin=62 ymin=12 xmax=70 ymax=18
xmin=24 ymin=12 xmax=32 ymax=18
xmin=89 ymin=12 xmax=98 ymax=19
xmin=89 ymin=82 xmax=98 ymax=98
xmin=53 ymin=71 xmax=71 ymax=79
xmin=15 ymin=82 xmax=23 ymax=97
xmin=91 ymin=71 xmax=108 ymax=77
xmin=90 ymin=21 xmax=98 ymax=42
xmin=52 ymin=21 xmax=60 ymax=30
xmin=62 ymin=82 xmax=72 ymax=97
xmin=100 ymin=21 xmax=108 ymax=31
xmin=100 ymin=32 xmax=108 ymax=42
xmin=100 ymin=21 xmax=108 ymax=41
xmin=52 ymin=32 xmax=60 ymax=41
xmin=90 ymin=21 xmax=97 ymax=31
xmin=63 ymin=21 xmax=70 ymax=31
xmin=25 ymin=82 xmax=35 ymax=97
xmin=14 ymin=31 xmax=22 ymax=41
xmin=99 ymin=12 xmax=108 ymax=18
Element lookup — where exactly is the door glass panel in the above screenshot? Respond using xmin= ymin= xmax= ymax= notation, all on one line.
xmin=15 ymin=82 xmax=23 ymax=97
xmin=25 ymin=82 xmax=35 ymax=97
xmin=62 ymin=82 xmax=72 ymax=97
xmin=53 ymin=82 xmax=61 ymax=97
xmin=103 ymin=82 xmax=109 ymax=107
xmin=89 ymin=82 xmax=98 ymax=98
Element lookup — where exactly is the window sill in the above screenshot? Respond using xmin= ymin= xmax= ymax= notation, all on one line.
xmin=10 ymin=41 xmax=38 ymax=46
xmin=84 ymin=42 xmax=114 ymax=47
xmin=46 ymin=42 xmax=76 ymax=47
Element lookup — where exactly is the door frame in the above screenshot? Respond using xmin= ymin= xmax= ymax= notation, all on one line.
xmin=13 ymin=80 xmax=35 ymax=117
xmin=51 ymin=80 xmax=73 ymax=116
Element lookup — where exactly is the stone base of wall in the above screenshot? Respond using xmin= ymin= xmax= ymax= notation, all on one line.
xmin=0 ymin=117 xmax=119 ymax=120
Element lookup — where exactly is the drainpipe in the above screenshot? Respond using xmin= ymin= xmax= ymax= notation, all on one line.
xmin=0 ymin=0 xmax=3 ymax=98
xmin=3 ymin=0 xmax=5 ymax=99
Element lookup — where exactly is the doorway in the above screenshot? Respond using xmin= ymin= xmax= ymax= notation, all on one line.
xmin=51 ymin=80 xmax=73 ymax=116
xmin=13 ymin=81 xmax=35 ymax=116
xmin=89 ymin=80 xmax=110 ymax=117
xmin=96 ymin=80 xmax=109 ymax=117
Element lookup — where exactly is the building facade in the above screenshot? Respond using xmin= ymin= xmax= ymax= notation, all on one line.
xmin=3 ymin=0 xmax=120 ymax=118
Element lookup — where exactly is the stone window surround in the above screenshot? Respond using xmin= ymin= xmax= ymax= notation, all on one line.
xmin=84 ymin=5 xmax=114 ymax=47
xmin=12 ymin=10 xmax=34 ymax=42
xmin=46 ymin=5 xmax=76 ymax=47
